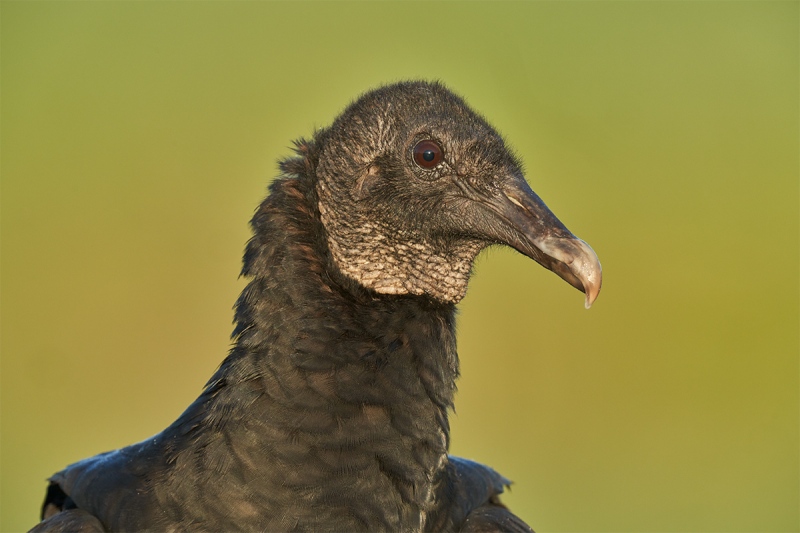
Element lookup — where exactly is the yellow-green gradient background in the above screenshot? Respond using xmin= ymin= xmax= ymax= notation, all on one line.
xmin=2 ymin=2 xmax=797 ymax=531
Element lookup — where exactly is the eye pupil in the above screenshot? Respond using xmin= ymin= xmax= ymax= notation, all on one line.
xmin=413 ymin=140 xmax=443 ymax=169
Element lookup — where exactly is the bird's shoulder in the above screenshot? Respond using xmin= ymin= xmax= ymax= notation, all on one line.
xmin=38 ymin=438 xmax=169 ymax=531
xmin=460 ymin=505 xmax=534 ymax=533
xmin=29 ymin=508 xmax=105 ymax=533
xmin=429 ymin=456 xmax=533 ymax=533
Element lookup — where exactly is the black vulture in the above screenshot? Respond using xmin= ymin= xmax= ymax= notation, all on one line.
xmin=31 ymin=81 xmax=601 ymax=533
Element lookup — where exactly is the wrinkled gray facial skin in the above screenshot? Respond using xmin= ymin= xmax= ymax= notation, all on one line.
xmin=316 ymin=81 xmax=601 ymax=307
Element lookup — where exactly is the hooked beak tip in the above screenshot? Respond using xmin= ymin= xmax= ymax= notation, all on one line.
xmin=584 ymin=279 xmax=601 ymax=309
xmin=570 ymin=238 xmax=602 ymax=309
xmin=534 ymin=237 xmax=602 ymax=309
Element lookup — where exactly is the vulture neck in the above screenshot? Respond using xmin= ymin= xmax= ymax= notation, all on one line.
xmin=204 ymin=147 xmax=460 ymax=529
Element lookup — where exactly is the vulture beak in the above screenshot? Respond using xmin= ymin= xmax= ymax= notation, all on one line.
xmin=484 ymin=174 xmax=602 ymax=309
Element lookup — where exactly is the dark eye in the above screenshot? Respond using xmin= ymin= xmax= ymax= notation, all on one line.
xmin=413 ymin=140 xmax=444 ymax=169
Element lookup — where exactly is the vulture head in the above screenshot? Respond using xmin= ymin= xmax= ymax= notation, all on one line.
xmin=315 ymin=81 xmax=601 ymax=307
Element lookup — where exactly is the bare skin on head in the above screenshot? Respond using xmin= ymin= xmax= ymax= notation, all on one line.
xmin=316 ymin=82 xmax=601 ymax=306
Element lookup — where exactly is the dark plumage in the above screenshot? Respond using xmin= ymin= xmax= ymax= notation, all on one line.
xmin=31 ymin=81 xmax=601 ymax=533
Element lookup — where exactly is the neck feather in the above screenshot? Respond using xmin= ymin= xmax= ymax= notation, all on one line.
xmin=194 ymin=144 xmax=460 ymax=530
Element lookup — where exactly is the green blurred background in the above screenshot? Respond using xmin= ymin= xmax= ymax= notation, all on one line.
xmin=2 ymin=2 xmax=797 ymax=531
